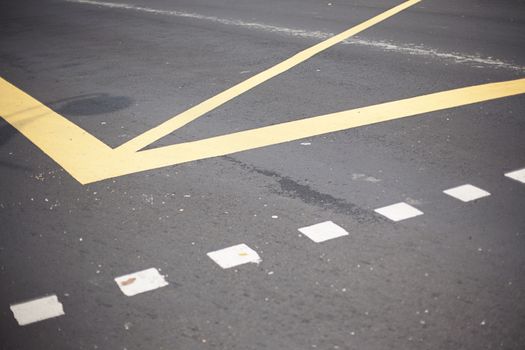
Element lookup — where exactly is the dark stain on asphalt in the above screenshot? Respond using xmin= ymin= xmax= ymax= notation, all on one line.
xmin=56 ymin=93 xmax=133 ymax=117
xmin=224 ymin=156 xmax=382 ymax=224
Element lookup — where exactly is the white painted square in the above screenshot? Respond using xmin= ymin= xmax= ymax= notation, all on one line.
xmin=207 ymin=244 xmax=261 ymax=269
xmin=10 ymin=295 xmax=65 ymax=326
xmin=374 ymin=202 xmax=423 ymax=222
xmin=298 ymin=221 xmax=349 ymax=243
xmin=505 ymin=168 xmax=525 ymax=184
xmin=443 ymin=184 xmax=490 ymax=202
xmin=114 ymin=268 xmax=168 ymax=296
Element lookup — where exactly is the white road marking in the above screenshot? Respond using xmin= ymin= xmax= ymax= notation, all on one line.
xmin=375 ymin=202 xmax=423 ymax=222
xmin=207 ymin=244 xmax=261 ymax=269
xmin=114 ymin=268 xmax=168 ymax=296
xmin=65 ymin=0 xmax=524 ymax=72
xmin=352 ymin=173 xmax=382 ymax=183
xmin=443 ymin=184 xmax=490 ymax=202
xmin=505 ymin=168 xmax=525 ymax=184
xmin=10 ymin=295 xmax=65 ymax=326
xmin=298 ymin=221 xmax=349 ymax=243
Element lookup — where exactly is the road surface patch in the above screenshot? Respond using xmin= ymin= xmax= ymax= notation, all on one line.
xmin=114 ymin=268 xmax=168 ymax=296
xmin=505 ymin=168 xmax=525 ymax=184
xmin=374 ymin=202 xmax=423 ymax=222
xmin=298 ymin=221 xmax=349 ymax=243
xmin=10 ymin=295 xmax=65 ymax=326
xmin=443 ymin=184 xmax=491 ymax=202
xmin=207 ymin=244 xmax=262 ymax=269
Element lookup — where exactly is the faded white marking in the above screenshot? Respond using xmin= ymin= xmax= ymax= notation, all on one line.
xmin=365 ymin=176 xmax=381 ymax=183
xmin=114 ymin=268 xmax=168 ymax=296
xmin=207 ymin=243 xmax=261 ymax=269
xmin=443 ymin=184 xmax=490 ymax=202
xmin=65 ymin=0 xmax=524 ymax=72
xmin=375 ymin=202 xmax=423 ymax=222
xmin=298 ymin=220 xmax=349 ymax=243
xmin=348 ymin=38 xmax=524 ymax=72
xmin=10 ymin=295 xmax=65 ymax=326
xmin=505 ymin=168 xmax=525 ymax=184
xmin=352 ymin=173 xmax=382 ymax=183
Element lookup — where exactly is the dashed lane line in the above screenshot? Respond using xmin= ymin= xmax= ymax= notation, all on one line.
xmin=10 ymin=295 xmax=65 ymax=326
xmin=298 ymin=221 xmax=349 ymax=243
xmin=114 ymin=268 xmax=168 ymax=296
xmin=374 ymin=202 xmax=424 ymax=222
xmin=443 ymin=184 xmax=491 ymax=202
xmin=505 ymin=168 xmax=525 ymax=184
xmin=207 ymin=244 xmax=262 ymax=269
xmin=8 ymin=168 xmax=525 ymax=326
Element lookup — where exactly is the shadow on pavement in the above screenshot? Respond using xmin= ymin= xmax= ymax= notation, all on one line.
xmin=0 ymin=121 xmax=32 ymax=171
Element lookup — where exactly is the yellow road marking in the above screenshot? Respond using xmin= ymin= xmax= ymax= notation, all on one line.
xmin=1 ymin=77 xmax=525 ymax=184
xmin=116 ymin=0 xmax=421 ymax=153
xmin=1 ymin=0 xmax=524 ymax=185
xmin=120 ymin=78 xmax=525 ymax=181
xmin=0 ymin=78 xmax=118 ymax=183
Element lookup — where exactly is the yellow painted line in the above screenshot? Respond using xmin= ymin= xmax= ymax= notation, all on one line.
xmin=2 ymin=0 xmax=524 ymax=185
xmin=1 ymin=77 xmax=524 ymax=184
xmin=116 ymin=0 xmax=421 ymax=153
xmin=0 ymin=78 xmax=125 ymax=184
xmin=107 ymin=78 xmax=524 ymax=183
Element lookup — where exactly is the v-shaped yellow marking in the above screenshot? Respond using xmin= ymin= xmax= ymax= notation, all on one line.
xmin=1 ymin=0 xmax=524 ymax=185
xmin=115 ymin=0 xmax=422 ymax=153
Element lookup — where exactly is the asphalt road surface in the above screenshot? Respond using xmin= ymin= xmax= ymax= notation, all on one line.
xmin=1 ymin=0 xmax=525 ymax=349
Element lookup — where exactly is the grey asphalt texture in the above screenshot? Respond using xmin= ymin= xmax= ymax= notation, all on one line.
xmin=1 ymin=0 xmax=525 ymax=349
